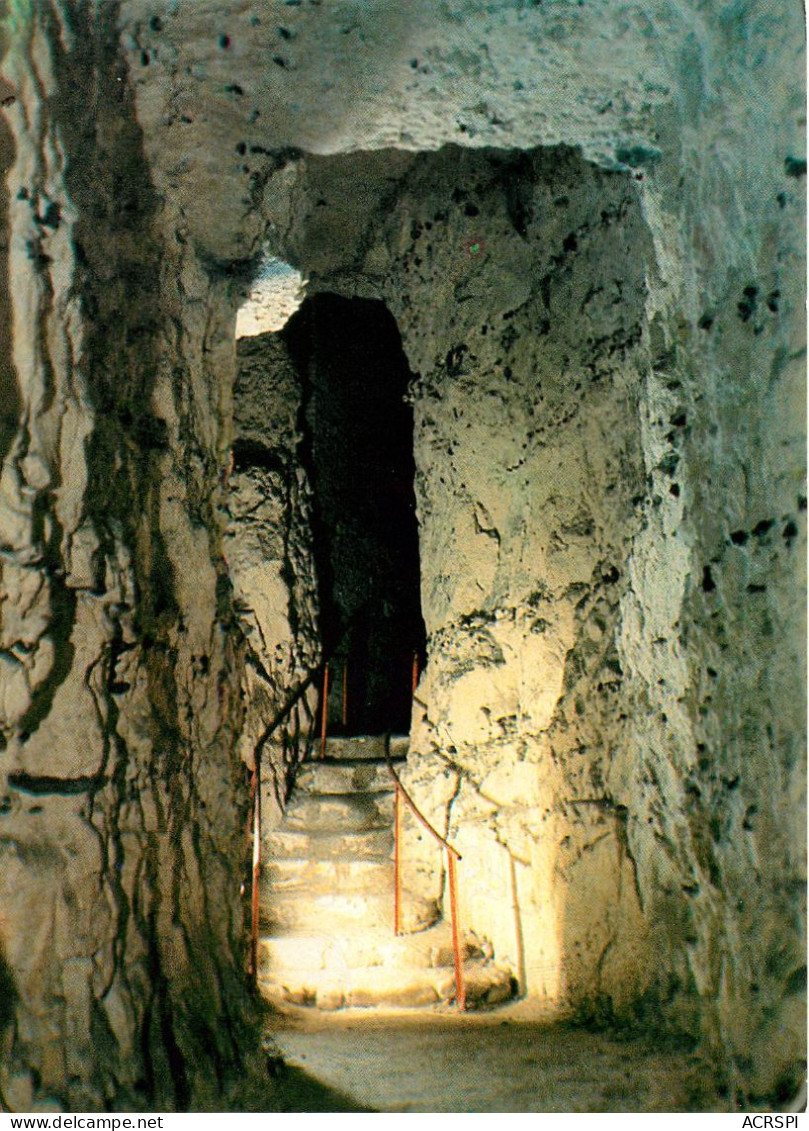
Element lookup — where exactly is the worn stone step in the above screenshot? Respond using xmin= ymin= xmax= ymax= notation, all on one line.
xmin=265 ymin=826 xmax=393 ymax=861
xmin=283 ymin=791 xmax=394 ymax=833
xmin=295 ymin=759 xmax=394 ymax=795
xmin=265 ymin=856 xmax=394 ymax=895
xmin=258 ymin=958 xmax=514 ymax=1012
xmin=259 ymin=966 xmax=439 ymax=1010
xmin=320 ymin=735 xmax=409 ymax=762
xmin=262 ymin=890 xmax=439 ymax=935
xmin=458 ymin=963 xmax=516 ymax=1008
xmin=258 ymin=925 xmax=487 ymax=976
xmin=262 ymin=892 xmax=393 ymax=934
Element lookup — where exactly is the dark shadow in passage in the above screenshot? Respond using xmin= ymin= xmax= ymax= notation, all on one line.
xmin=0 ymin=946 xmax=17 ymax=1112
xmin=283 ymin=293 xmax=426 ymax=735
xmin=0 ymin=89 xmax=21 ymax=465
xmin=271 ymin=1063 xmax=376 ymax=1112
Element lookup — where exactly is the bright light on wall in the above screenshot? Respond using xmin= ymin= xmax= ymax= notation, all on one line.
xmin=235 ymin=257 xmax=307 ymax=338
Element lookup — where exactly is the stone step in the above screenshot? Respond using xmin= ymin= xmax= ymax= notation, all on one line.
xmin=294 ymin=758 xmax=394 ymax=795
xmin=265 ymin=856 xmax=393 ymax=895
xmin=258 ymin=736 xmax=516 ymax=1015
xmin=265 ymin=826 xmax=394 ymax=861
xmin=262 ymin=890 xmax=438 ymax=935
xmin=283 ymin=791 xmax=393 ymax=834
xmin=258 ymin=924 xmax=487 ymax=975
xmin=319 ymin=735 xmax=409 ymax=761
xmin=258 ymin=958 xmax=514 ymax=1012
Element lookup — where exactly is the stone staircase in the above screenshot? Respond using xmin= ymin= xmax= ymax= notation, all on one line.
xmin=257 ymin=735 xmax=515 ymax=1011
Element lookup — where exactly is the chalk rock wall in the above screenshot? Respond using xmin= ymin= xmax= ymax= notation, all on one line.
xmin=0 ymin=75 xmax=16 ymax=467
xmin=400 ymin=155 xmax=654 ymax=1020
xmin=225 ymin=332 xmax=319 ymax=813
xmin=0 ymin=6 xmax=262 ymax=1111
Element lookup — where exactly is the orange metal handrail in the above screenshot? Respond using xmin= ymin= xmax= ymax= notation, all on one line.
xmin=394 ymin=782 xmax=402 ymax=938
xmin=319 ymin=663 xmax=330 ymax=758
xmin=386 ymin=755 xmax=466 ymax=1011
xmin=446 ymin=851 xmax=465 ymax=1011
xmin=387 ymin=761 xmax=460 ymax=859
xmin=342 ymin=661 xmax=348 ymax=728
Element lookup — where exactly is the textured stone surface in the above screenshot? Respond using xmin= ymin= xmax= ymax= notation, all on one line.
xmin=0 ymin=0 xmax=804 ymax=1110
xmin=272 ymin=1014 xmax=738 ymax=1112
xmin=258 ymin=751 xmax=511 ymax=1013
xmin=225 ymin=330 xmax=320 ymax=820
xmin=0 ymin=4 xmax=262 ymax=1111
xmin=267 ymin=825 xmax=393 ymax=862
xmin=294 ymin=758 xmax=397 ymax=795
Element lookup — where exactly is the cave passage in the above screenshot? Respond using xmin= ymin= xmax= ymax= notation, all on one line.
xmin=284 ymin=294 xmax=426 ymax=735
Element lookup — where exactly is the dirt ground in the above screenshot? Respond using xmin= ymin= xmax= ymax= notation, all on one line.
xmin=266 ymin=1001 xmax=737 ymax=1113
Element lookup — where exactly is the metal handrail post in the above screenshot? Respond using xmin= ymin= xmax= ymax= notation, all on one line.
xmin=319 ymin=663 xmax=329 ymax=759
xmin=386 ymin=754 xmax=466 ymax=1010
xmin=342 ymin=661 xmax=348 ymax=728
xmin=447 ymin=849 xmax=466 ymax=1010
xmin=394 ymin=783 xmax=402 ymax=935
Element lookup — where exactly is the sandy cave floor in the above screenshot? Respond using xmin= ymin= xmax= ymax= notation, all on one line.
xmin=265 ymin=1001 xmax=739 ymax=1113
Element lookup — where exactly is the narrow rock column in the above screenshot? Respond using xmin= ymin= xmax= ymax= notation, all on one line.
xmin=0 ymin=4 xmax=260 ymax=1110
xmin=225 ymin=331 xmax=321 ymax=815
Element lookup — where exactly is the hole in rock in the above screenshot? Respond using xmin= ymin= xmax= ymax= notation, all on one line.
xmin=284 ymin=294 xmax=426 ymax=735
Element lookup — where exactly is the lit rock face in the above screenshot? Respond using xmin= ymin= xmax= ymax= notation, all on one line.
xmin=0 ymin=0 xmax=804 ymax=1111
xmin=0 ymin=6 xmax=258 ymax=1111
xmin=235 ymin=258 xmax=306 ymax=339
xmin=259 ymin=136 xmax=803 ymax=1100
xmin=225 ymin=332 xmax=320 ymax=809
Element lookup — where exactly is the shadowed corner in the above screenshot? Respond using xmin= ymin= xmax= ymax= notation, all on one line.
xmin=271 ymin=1062 xmax=376 ymax=1113
xmin=0 ymin=945 xmax=18 ymax=1113
xmin=220 ymin=1029 xmax=376 ymax=1113
xmin=0 ymin=69 xmax=22 ymax=468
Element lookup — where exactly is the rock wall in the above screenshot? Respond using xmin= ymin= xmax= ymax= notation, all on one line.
xmin=0 ymin=4 xmax=263 ymax=1111
xmin=0 ymin=0 xmax=804 ymax=1110
xmin=225 ymin=331 xmax=319 ymax=815
xmin=0 ymin=61 xmax=17 ymax=466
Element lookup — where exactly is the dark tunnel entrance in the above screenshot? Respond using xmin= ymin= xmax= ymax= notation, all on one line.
xmin=283 ymin=294 xmax=426 ymax=735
